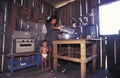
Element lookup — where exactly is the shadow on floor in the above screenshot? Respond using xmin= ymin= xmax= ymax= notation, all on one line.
xmin=0 ymin=60 xmax=112 ymax=78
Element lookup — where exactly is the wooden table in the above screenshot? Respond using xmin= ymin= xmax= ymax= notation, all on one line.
xmin=52 ymin=39 xmax=100 ymax=78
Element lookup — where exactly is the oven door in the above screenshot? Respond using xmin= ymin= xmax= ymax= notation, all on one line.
xmin=15 ymin=39 xmax=35 ymax=53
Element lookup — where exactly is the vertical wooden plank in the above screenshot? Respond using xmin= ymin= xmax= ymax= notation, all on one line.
xmin=80 ymin=40 xmax=86 ymax=78
xmin=75 ymin=0 xmax=80 ymax=18
xmin=81 ymin=63 xmax=86 ymax=78
xmin=38 ymin=0 xmax=42 ymax=13
xmin=11 ymin=3 xmax=17 ymax=32
xmin=56 ymin=1 xmax=81 ymax=26
xmin=0 ymin=1 xmax=4 ymax=72
xmin=23 ymin=0 xmax=27 ymax=7
xmin=81 ymin=0 xmax=86 ymax=15
xmin=16 ymin=0 xmax=21 ymax=5
xmin=53 ymin=42 xmax=58 ymax=71
xmin=92 ymin=43 xmax=97 ymax=72
xmin=68 ymin=45 xmax=71 ymax=57
xmin=116 ymin=37 xmax=120 ymax=66
xmin=69 ymin=3 xmax=72 ymax=20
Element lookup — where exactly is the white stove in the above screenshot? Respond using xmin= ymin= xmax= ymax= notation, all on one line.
xmin=15 ymin=39 xmax=35 ymax=53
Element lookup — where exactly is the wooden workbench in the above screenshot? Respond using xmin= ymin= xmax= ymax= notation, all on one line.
xmin=52 ymin=39 xmax=100 ymax=78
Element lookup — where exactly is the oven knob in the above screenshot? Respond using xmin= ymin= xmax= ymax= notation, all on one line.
xmin=31 ymin=40 xmax=33 ymax=42
xmin=22 ymin=40 xmax=24 ymax=42
xmin=27 ymin=40 xmax=29 ymax=42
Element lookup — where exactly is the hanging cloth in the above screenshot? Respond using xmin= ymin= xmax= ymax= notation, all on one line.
xmin=42 ymin=24 xmax=47 ymax=34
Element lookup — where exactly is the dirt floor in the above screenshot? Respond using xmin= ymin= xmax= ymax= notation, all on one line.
xmin=0 ymin=60 xmax=112 ymax=78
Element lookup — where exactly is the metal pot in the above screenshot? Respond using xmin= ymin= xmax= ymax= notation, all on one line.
xmin=57 ymin=33 xmax=77 ymax=40
xmin=60 ymin=27 xmax=75 ymax=34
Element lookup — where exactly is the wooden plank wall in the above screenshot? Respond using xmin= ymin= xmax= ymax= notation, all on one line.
xmin=0 ymin=1 xmax=5 ymax=72
xmin=106 ymin=36 xmax=120 ymax=77
xmin=56 ymin=0 xmax=98 ymax=26
xmin=0 ymin=0 xmax=13 ymax=72
xmin=56 ymin=0 xmax=80 ymax=26
xmin=0 ymin=0 xmax=55 ymax=72
xmin=0 ymin=1 xmax=4 ymax=52
xmin=11 ymin=0 xmax=55 ymax=31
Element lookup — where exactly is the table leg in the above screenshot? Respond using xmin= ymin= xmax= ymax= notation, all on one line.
xmin=81 ymin=63 xmax=86 ymax=78
xmin=92 ymin=58 xmax=96 ymax=72
xmin=68 ymin=45 xmax=71 ymax=57
xmin=92 ymin=44 xmax=97 ymax=72
xmin=53 ymin=58 xmax=58 ymax=71
xmin=53 ymin=43 xmax=58 ymax=71
xmin=80 ymin=41 xmax=86 ymax=78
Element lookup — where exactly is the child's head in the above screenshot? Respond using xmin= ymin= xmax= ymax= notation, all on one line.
xmin=42 ymin=40 xmax=47 ymax=47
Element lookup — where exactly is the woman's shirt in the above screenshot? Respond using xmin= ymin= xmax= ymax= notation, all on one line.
xmin=46 ymin=23 xmax=58 ymax=42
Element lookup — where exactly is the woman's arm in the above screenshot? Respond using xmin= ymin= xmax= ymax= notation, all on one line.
xmin=51 ymin=25 xmax=64 ymax=30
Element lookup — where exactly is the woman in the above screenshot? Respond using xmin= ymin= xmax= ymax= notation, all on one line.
xmin=46 ymin=15 xmax=63 ymax=47
xmin=45 ymin=15 xmax=63 ymax=69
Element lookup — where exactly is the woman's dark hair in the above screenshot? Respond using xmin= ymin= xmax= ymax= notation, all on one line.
xmin=47 ymin=15 xmax=58 ymax=24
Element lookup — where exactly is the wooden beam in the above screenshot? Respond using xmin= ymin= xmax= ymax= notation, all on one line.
xmin=53 ymin=39 xmax=85 ymax=44
xmin=71 ymin=52 xmax=92 ymax=56
xmin=86 ymin=55 xmax=97 ymax=62
xmin=54 ymin=55 xmax=82 ymax=63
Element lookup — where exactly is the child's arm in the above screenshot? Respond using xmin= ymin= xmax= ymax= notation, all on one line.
xmin=40 ymin=47 xmax=42 ymax=54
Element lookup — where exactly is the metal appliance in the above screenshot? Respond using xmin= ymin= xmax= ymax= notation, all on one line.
xmin=15 ymin=39 xmax=35 ymax=53
xmin=58 ymin=27 xmax=78 ymax=40
xmin=13 ymin=31 xmax=31 ymax=39
xmin=83 ymin=24 xmax=99 ymax=39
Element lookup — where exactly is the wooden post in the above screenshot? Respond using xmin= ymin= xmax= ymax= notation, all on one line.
xmin=48 ymin=49 xmax=51 ymax=69
xmin=81 ymin=63 xmax=86 ymax=78
xmin=80 ymin=40 xmax=86 ymax=78
xmin=53 ymin=42 xmax=58 ymax=71
xmin=11 ymin=3 xmax=17 ymax=32
xmin=68 ymin=45 xmax=71 ymax=57
xmin=92 ymin=43 xmax=97 ymax=72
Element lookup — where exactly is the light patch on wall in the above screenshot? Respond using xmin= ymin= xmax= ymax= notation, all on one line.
xmin=55 ymin=0 xmax=75 ymax=8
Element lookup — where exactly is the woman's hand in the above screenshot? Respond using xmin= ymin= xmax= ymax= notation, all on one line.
xmin=58 ymin=25 xmax=64 ymax=30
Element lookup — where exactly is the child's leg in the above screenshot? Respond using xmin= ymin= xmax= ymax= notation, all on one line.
xmin=44 ymin=58 xmax=47 ymax=70
xmin=41 ymin=58 xmax=44 ymax=71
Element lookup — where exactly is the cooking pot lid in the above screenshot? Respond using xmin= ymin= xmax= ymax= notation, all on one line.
xmin=60 ymin=27 xmax=75 ymax=34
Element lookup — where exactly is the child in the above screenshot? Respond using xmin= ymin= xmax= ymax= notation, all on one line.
xmin=40 ymin=40 xmax=49 ymax=71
